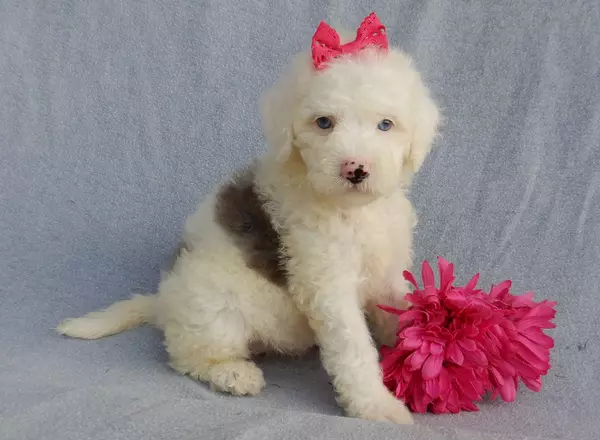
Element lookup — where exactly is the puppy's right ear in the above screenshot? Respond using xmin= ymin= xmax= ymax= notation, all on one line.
xmin=260 ymin=85 xmax=293 ymax=162
xmin=260 ymin=53 xmax=312 ymax=162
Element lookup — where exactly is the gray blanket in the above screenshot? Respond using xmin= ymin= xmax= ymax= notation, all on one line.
xmin=1 ymin=1 xmax=598 ymax=439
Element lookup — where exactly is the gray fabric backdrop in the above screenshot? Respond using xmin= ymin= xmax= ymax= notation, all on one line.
xmin=1 ymin=1 xmax=598 ymax=439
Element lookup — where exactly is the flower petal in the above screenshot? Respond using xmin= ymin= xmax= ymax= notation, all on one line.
xmin=466 ymin=348 xmax=488 ymax=367
xmin=446 ymin=340 xmax=465 ymax=365
xmin=377 ymin=304 xmax=407 ymax=316
xmin=408 ymin=351 xmax=429 ymax=370
xmin=516 ymin=317 xmax=556 ymax=330
xmin=395 ymin=381 xmax=408 ymax=398
xmin=438 ymin=368 xmax=451 ymax=394
xmin=431 ymin=398 xmax=448 ymax=414
xmin=464 ymin=273 xmax=480 ymax=291
xmin=437 ymin=257 xmax=455 ymax=291
xmin=489 ymin=280 xmax=512 ymax=299
xmin=430 ymin=341 xmax=444 ymax=355
xmin=401 ymin=364 xmax=413 ymax=382
xmin=498 ymin=376 xmax=517 ymax=402
xmin=521 ymin=330 xmax=554 ymax=349
xmin=399 ymin=337 xmax=422 ymax=351
xmin=490 ymin=366 xmax=504 ymax=386
xmin=514 ymin=348 xmax=548 ymax=372
xmin=385 ymin=359 xmax=406 ymax=378
xmin=380 ymin=348 xmax=404 ymax=372
xmin=516 ymin=334 xmax=551 ymax=361
xmin=412 ymin=381 xmax=430 ymax=413
xmin=461 ymin=400 xmax=480 ymax=412
xmin=522 ymin=302 xmax=557 ymax=320
xmin=425 ymin=378 xmax=441 ymax=398
xmin=511 ymin=291 xmax=535 ymax=307
xmin=511 ymin=355 xmax=542 ymax=378
xmin=422 ymin=354 xmax=444 ymax=380
xmin=445 ymin=290 xmax=468 ymax=309
xmin=422 ymin=260 xmax=435 ymax=287
xmin=397 ymin=310 xmax=426 ymax=324
xmin=522 ymin=376 xmax=542 ymax=392
xmin=457 ymin=338 xmax=477 ymax=351
xmin=402 ymin=270 xmax=419 ymax=288
xmin=447 ymin=389 xmax=460 ymax=413
xmin=400 ymin=326 xmax=425 ymax=339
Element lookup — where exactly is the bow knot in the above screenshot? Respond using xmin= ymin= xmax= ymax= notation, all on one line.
xmin=311 ymin=13 xmax=389 ymax=70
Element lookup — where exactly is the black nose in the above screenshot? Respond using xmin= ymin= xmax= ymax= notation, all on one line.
xmin=346 ymin=167 xmax=369 ymax=184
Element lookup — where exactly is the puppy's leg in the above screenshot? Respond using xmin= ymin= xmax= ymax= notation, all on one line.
xmin=157 ymin=267 xmax=265 ymax=396
xmin=367 ymin=294 xmax=410 ymax=348
xmin=366 ymin=269 xmax=412 ymax=347
xmin=164 ymin=313 xmax=265 ymax=396
xmin=366 ymin=302 xmax=400 ymax=348
xmin=287 ymin=237 xmax=413 ymax=424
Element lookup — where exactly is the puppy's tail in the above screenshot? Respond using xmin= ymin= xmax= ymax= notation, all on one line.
xmin=56 ymin=294 xmax=156 ymax=340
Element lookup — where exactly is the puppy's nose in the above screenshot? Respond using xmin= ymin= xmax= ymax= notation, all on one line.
xmin=340 ymin=159 xmax=371 ymax=184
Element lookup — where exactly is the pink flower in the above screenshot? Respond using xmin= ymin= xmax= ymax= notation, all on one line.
xmin=482 ymin=282 xmax=557 ymax=400
xmin=379 ymin=257 xmax=557 ymax=414
xmin=381 ymin=321 xmax=489 ymax=413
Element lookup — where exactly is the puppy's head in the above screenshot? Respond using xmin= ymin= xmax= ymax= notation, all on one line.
xmin=261 ymin=20 xmax=439 ymax=204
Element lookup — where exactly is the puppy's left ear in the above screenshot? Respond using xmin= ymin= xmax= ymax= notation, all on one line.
xmin=405 ymin=78 xmax=440 ymax=174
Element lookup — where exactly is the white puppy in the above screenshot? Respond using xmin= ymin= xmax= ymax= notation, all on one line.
xmin=57 ymin=15 xmax=439 ymax=424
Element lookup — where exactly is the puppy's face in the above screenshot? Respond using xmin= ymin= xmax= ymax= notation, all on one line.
xmin=262 ymin=48 xmax=439 ymax=204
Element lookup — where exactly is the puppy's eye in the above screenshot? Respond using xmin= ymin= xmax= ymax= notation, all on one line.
xmin=315 ymin=117 xmax=333 ymax=130
xmin=377 ymin=119 xmax=394 ymax=131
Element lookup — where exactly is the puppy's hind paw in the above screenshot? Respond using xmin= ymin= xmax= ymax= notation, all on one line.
xmin=207 ymin=360 xmax=266 ymax=396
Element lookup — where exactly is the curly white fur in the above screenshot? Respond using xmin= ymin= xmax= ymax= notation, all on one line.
xmin=57 ymin=41 xmax=439 ymax=424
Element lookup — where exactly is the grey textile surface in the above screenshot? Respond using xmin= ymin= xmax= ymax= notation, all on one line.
xmin=1 ymin=0 xmax=599 ymax=439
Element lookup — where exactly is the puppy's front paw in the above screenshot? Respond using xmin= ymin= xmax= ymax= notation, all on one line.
xmin=345 ymin=392 xmax=414 ymax=425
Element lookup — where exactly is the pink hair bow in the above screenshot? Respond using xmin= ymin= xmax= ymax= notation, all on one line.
xmin=311 ymin=12 xmax=389 ymax=70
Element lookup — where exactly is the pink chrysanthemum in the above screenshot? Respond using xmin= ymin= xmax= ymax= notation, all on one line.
xmin=379 ymin=257 xmax=557 ymax=414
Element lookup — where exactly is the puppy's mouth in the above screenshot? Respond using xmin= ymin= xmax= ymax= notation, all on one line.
xmin=341 ymin=179 xmax=373 ymax=194
xmin=349 ymin=183 xmax=368 ymax=192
